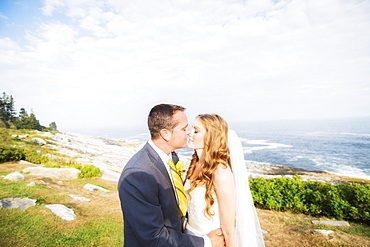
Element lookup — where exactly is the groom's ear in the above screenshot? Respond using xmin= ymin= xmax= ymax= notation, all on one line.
xmin=160 ymin=129 xmax=172 ymax=142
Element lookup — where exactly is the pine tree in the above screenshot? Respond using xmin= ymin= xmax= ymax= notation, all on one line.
xmin=13 ymin=108 xmax=29 ymax=129
xmin=29 ymin=111 xmax=42 ymax=131
xmin=1 ymin=92 xmax=57 ymax=131
xmin=49 ymin=122 xmax=57 ymax=131
xmin=0 ymin=92 xmax=16 ymax=127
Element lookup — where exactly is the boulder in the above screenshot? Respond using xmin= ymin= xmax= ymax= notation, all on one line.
xmin=3 ymin=171 xmax=26 ymax=181
xmin=75 ymin=158 xmax=92 ymax=164
xmin=54 ymin=133 xmax=72 ymax=142
xmin=101 ymin=169 xmax=120 ymax=182
xmin=84 ymin=183 xmax=109 ymax=192
xmin=45 ymin=204 xmax=76 ymax=221
xmin=32 ymin=138 xmax=47 ymax=146
xmin=0 ymin=198 xmax=36 ymax=210
xmin=27 ymin=181 xmax=37 ymax=186
xmin=314 ymin=229 xmax=334 ymax=237
xmin=19 ymin=160 xmax=35 ymax=165
xmin=22 ymin=167 xmax=80 ymax=180
xmin=68 ymin=194 xmax=91 ymax=202
xmin=312 ymin=220 xmax=350 ymax=227
xmin=12 ymin=134 xmax=28 ymax=139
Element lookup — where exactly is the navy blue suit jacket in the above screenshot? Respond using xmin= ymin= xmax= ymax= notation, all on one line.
xmin=118 ymin=143 xmax=204 ymax=246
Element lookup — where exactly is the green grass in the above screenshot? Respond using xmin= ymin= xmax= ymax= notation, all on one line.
xmin=0 ymin=166 xmax=123 ymax=247
xmin=0 ymin=208 xmax=123 ymax=246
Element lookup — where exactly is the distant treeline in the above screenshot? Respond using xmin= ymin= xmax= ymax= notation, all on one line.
xmin=0 ymin=92 xmax=57 ymax=131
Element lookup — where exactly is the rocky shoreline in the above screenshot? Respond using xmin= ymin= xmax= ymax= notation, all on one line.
xmin=39 ymin=131 xmax=369 ymax=185
xmin=246 ymin=160 xmax=370 ymax=185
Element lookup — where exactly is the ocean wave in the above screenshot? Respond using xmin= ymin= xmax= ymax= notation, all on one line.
xmin=305 ymin=131 xmax=370 ymax=138
xmin=241 ymin=139 xmax=292 ymax=154
xmin=339 ymin=132 xmax=370 ymax=137
xmin=292 ymin=156 xmax=370 ymax=180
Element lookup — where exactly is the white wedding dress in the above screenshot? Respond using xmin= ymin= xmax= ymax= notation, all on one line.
xmin=184 ymin=180 xmax=221 ymax=236
xmin=185 ymin=130 xmax=265 ymax=247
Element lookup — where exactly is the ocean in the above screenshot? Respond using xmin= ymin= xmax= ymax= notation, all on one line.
xmin=90 ymin=116 xmax=370 ymax=180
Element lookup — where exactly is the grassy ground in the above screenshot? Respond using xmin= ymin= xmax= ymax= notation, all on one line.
xmin=258 ymin=209 xmax=370 ymax=247
xmin=0 ymin=162 xmax=123 ymax=247
xmin=1 ymin=162 xmax=370 ymax=246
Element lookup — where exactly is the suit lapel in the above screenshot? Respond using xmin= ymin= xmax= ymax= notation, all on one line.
xmin=145 ymin=143 xmax=183 ymax=230
xmin=145 ymin=143 xmax=173 ymax=188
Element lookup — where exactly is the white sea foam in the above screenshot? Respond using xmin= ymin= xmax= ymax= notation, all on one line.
xmin=305 ymin=156 xmax=370 ymax=180
xmin=305 ymin=131 xmax=370 ymax=138
xmin=241 ymin=139 xmax=292 ymax=154
xmin=339 ymin=132 xmax=370 ymax=137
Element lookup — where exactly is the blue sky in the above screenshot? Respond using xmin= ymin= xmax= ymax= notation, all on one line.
xmin=1 ymin=0 xmax=369 ymax=134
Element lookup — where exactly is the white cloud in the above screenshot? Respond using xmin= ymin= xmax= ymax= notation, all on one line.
xmin=42 ymin=0 xmax=65 ymax=16
xmin=0 ymin=13 xmax=8 ymax=20
xmin=1 ymin=0 xmax=370 ymax=132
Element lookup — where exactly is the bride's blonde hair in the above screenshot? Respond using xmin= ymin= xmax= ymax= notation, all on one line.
xmin=186 ymin=113 xmax=231 ymax=217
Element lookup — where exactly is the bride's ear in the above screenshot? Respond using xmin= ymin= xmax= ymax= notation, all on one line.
xmin=160 ymin=129 xmax=172 ymax=142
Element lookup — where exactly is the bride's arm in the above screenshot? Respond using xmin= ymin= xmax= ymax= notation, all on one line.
xmin=214 ymin=164 xmax=236 ymax=247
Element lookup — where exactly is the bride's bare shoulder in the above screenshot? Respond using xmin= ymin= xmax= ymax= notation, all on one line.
xmin=213 ymin=163 xmax=235 ymax=197
xmin=214 ymin=163 xmax=233 ymax=183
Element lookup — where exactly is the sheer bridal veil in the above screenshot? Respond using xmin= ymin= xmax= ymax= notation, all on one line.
xmin=228 ymin=130 xmax=265 ymax=247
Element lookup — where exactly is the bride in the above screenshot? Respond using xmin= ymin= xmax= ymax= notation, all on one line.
xmin=185 ymin=114 xmax=265 ymax=247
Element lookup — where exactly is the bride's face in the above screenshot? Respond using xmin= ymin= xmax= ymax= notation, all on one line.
xmin=188 ymin=118 xmax=206 ymax=150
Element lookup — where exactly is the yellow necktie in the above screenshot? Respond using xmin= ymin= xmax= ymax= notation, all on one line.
xmin=168 ymin=159 xmax=188 ymax=217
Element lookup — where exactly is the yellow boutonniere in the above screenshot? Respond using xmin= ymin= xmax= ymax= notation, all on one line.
xmin=175 ymin=161 xmax=187 ymax=178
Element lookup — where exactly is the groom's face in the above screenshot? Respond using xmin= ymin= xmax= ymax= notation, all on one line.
xmin=169 ymin=110 xmax=190 ymax=150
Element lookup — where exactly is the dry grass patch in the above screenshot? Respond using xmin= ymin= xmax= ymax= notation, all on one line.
xmin=258 ymin=209 xmax=370 ymax=247
xmin=0 ymin=161 xmax=38 ymax=175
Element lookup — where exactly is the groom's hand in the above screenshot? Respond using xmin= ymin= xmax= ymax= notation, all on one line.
xmin=207 ymin=228 xmax=225 ymax=247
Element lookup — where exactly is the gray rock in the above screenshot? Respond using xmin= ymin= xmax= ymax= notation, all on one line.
xmin=314 ymin=229 xmax=334 ymax=236
xmin=101 ymin=169 xmax=120 ymax=182
xmin=83 ymin=183 xmax=109 ymax=192
xmin=27 ymin=181 xmax=37 ymax=186
xmin=32 ymin=138 xmax=47 ymax=146
xmin=19 ymin=160 xmax=35 ymax=165
xmin=12 ymin=134 xmax=28 ymax=139
xmin=22 ymin=167 xmax=80 ymax=180
xmin=75 ymin=158 xmax=92 ymax=164
xmin=68 ymin=194 xmax=91 ymax=202
xmin=54 ymin=133 xmax=72 ymax=142
xmin=0 ymin=198 xmax=36 ymax=210
xmin=312 ymin=220 xmax=350 ymax=227
xmin=45 ymin=204 xmax=76 ymax=221
xmin=4 ymin=171 xmax=25 ymax=181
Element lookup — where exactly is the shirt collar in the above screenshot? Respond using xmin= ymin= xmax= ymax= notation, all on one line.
xmin=148 ymin=139 xmax=172 ymax=166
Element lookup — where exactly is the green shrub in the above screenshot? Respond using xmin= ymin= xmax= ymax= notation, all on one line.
xmin=337 ymin=183 xmax=370 ymax=221
xmin=0 ymin=146 xmax=25 ymax=163
xmin=78 ymin=164 xmax=101 ymax=178
xmin=250 ymin=176 xmax=370 ymax=223
xmin=23 ymin=148 xmax=50 ymax=165
xmin=0 ymin=128 xmax=12 ymax=145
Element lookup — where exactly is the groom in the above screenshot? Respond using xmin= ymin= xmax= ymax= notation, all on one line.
xmin=118 ymin=104 xmax=225 ymax=247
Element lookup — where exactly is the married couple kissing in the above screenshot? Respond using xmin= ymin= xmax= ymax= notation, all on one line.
xmin=118 ymin=104 xmax=265 ymax=247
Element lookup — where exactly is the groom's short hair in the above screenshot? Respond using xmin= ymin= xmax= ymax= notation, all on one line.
xmin=148 ymin=104 xmax=186 ymax=139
